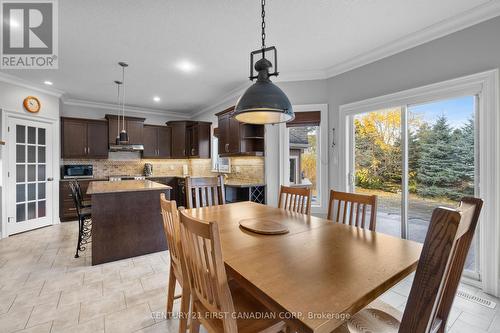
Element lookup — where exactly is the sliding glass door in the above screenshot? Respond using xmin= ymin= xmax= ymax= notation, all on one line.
xmin=353 ymin=107 xmax=402 ymax=238
xmin=350 ymin=95 xmax=479 ymax=277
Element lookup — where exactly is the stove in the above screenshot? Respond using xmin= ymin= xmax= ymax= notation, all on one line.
xmin=108 ymin=175 xmax=146 ymax=182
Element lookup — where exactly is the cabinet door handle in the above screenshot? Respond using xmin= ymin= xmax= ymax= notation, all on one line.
xmin=225 ymin=143 xmax=229 ymax=152
xmin=87 ymin=147 xmax=90 ymax=154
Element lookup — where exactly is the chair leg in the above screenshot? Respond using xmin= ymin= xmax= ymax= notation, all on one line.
xmin=166 ymin=265 xmax=176 ymax=318
xmin=179 ymin=285 xmax=190 ymax=333
xmin=74 ymin=217 xmax=83 ymax=258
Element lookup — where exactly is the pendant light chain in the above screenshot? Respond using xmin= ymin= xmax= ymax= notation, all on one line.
xmin=261 ymin=0 xmax=266 ymax=50
xmin=121 ymin=66 xmax=126 ymax=131
xmin=116 ymin=82 xmax=121 ymax=137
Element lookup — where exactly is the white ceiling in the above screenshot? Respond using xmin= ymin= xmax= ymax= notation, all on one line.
xmin=1 ymin=0 xmax=497 ymax=115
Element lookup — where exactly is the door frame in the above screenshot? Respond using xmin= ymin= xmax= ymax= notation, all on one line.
xmin=1 ymin=110 xmax=60 ymax=238
xmin=339 ymin=70 xmax=499 ymax=296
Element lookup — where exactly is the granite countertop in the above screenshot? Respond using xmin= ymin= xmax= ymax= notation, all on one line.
xmin=87 ymin=180 xmax=171 ymax=195
xmin=61 ymin=178 xmax=108 ymax=182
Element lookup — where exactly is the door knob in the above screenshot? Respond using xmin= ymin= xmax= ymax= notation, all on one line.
xmin=47 ymin=177 xmax=54 ymax=181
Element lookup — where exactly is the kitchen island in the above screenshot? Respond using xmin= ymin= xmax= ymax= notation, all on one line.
xmin=87 ymin=180 xmax=171 ymax=265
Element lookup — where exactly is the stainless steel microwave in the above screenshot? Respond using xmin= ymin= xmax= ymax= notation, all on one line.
xmin=62 ymin=165 xmax=93 ymax=179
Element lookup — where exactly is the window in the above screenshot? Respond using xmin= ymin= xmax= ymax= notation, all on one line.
xmin=288 ymin=125 xmax=320 ymax=204
xmin=211 ymin=136 xmax=218 ymax=171
xmin=278 ymin=106 xmax=328 ymax=214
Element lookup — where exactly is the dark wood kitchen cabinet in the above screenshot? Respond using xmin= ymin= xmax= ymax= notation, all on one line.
xmin=105 ymin=114 xmax=145 ymax=145
xmin=143 ymin=125 xmax=171 ymax=158
xmin=187 ymin=122 xmax=211 ymax=158
xmin=61 ymin=117 xmax=108 ymax=159
xmin=215 ymin=107 xmax=264 ymax=157
xmin=166 ymin=121 xmax=212 ymax=159
xmin=167 ymin=121 xmax=188 ymax=158
xmin=60 ymin=180 xmax=92 ymax=221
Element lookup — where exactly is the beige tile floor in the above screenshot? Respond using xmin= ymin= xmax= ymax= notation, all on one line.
xmin=0 ymin=222 xmax=499 ymax=333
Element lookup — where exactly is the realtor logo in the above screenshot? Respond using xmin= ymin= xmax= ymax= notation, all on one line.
xmin=1 ymin=0 xmax=58 ymax=69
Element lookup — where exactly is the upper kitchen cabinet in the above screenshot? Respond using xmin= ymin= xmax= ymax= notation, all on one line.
xmin=166 ymin=121 xmax=212 ymax=159
xmin=187 ymin=122 xmax=211 ymax=158
xmin=167 ymin=121 xmax=188 ymax=158
xmin=105 ymin=114 xmax=145 ymax=145
xmin=61 ymin=117 xmax=108 ymax=159
xmin=143 ymin=125 xmax=171 ymax=158
xmin=215 ymin=107 xmax=264 ymax=157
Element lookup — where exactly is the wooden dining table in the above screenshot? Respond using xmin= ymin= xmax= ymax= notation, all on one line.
xmin=184 ymin=201 xmax=422 ymax=333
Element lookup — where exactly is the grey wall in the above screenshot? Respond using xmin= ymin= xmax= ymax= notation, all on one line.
xmin=327 ymin=16 xmax=500 ymax=188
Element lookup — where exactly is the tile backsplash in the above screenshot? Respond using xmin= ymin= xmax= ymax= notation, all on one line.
xmin=61 ymin=156 xmax=265 ymax=184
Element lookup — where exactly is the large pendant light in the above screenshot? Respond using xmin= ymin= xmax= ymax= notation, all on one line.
xmin=113 ymin=80 xmax=122 ymax=145
xmin=233 ymin=0 xmax=293 ymax=124
xmin=118 ymin=61 xmax=129 ymax=143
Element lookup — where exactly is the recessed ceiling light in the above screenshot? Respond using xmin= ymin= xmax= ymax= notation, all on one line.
xmin=153 ymin=96 xmax=160 ymax=102
xmin=175 ymin=60 xmax=197 ymax=73
xmin=44 ymin=81 xmax=53 ymax=85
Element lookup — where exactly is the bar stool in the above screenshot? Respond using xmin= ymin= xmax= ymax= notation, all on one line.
xmin=74 ymin=180 xmax=91 ymax=208
xmin=69 ymin=181 xmax=92 ymax=258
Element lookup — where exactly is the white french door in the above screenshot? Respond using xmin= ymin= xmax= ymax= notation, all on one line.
xmin=7 ymin=117 xmax=53 ymax=235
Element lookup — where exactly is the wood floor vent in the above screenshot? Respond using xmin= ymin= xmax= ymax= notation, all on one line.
xmin=456 ymin=290 xmax=497 ymax=309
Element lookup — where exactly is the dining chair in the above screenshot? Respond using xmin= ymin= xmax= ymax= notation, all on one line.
xmin=159 ymin=193 xmax=190 ymax=333
xmin=278 ymin=185 xmax=311 ymax=215
xmin=178 ymin=208 xmax=287 ymax=333
xmin=69 ymin=181 xmax=92 ymax=258
xmin=326 ymin=190 xmax=377 ymax=231
xmin=185 ymin=175 xmax=226 ymax=209
xmin=335 ymin=197 xmax=483 ymax=333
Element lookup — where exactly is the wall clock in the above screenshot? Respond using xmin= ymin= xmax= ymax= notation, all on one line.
xmin=23 ymin=96 xmax=41 ymax=113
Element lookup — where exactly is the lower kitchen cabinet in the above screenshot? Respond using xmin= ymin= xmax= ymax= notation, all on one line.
xmin=147 ymin=177 xmax=186 ymax=207
xmin=225 ymin=184 xmax=266 ymax=204
xmin=60 ymin=180 xmax=93 ymax=222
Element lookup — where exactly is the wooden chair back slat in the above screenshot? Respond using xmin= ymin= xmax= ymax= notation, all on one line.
xmin=278 ymin=185 xmax=312 ymax=215
xmin=399 ymin=197 xmax=483 ymax=333
xmin=159 ymin=194 xmax=183 ymax=275
xmin=185 ymin=176 xmax=226 ymax=209
xmin=178 ymin=208 xmax=238 ymax=332
xmin=327 ymin=190 xmax=377 ymax=231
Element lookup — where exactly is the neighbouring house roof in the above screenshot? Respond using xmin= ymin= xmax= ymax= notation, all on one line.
xmin=289 ymin=127 xmax=309 ymax=149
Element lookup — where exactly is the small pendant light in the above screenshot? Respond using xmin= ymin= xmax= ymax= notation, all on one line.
xmin=113 ymin=80 xmax=122 ymax=145
xmin=233 ymin=0 xmax=293 ymax=124
xmin=118 ymin=62 xmax=129 ymax=143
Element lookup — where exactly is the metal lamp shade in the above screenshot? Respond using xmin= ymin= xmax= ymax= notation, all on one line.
xmin=119 ymin=130 xmax=129 ymax=143
xmin=234 ymin=80 xmax=294 ymax=124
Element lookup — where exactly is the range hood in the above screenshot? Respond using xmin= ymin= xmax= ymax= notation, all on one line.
xmin=109 ymin=144 xmax=144 ymax=152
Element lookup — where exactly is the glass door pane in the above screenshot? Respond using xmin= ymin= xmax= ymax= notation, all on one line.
xmin=353 ymin=107 xmax=403 ymax=237
xmin=407 ymin=96 xmax=478 ymax=273
xmin=15 ymin=125 xmax=47 ymax=223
